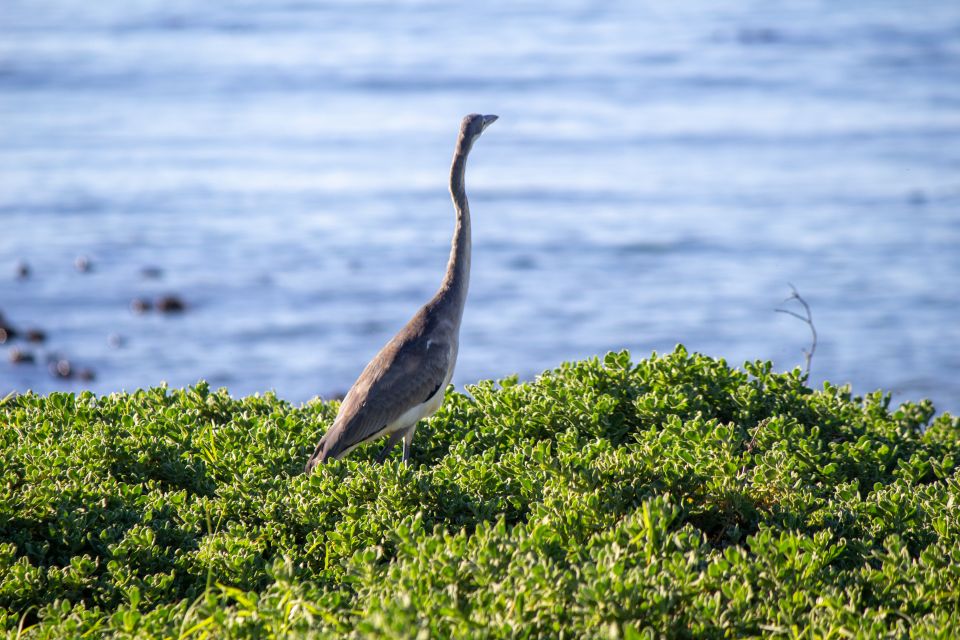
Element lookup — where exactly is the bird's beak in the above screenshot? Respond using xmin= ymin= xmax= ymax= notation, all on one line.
xmin=481 ymin=114 xmax=499 ymax=130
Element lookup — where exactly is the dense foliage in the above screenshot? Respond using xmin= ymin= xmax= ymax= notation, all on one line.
xmin=1 ymin=346 xmax=959 ymax=638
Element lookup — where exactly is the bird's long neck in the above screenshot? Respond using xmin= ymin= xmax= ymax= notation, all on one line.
xmin=436 ymin=137 xmax=472 ymax=324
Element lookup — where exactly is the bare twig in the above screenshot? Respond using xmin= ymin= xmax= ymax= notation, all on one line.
xmin=775 ymin=284 xmax=817 ymax=381
xmin=744 ymin=417 xmax=771 ymax=455
xmin=739 ymin=417 xmax=772 ymax=480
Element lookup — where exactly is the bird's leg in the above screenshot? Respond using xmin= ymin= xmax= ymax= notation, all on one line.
xmin=375 ymin=430 xmax=404 ymax=464
xmin=401 ymin=425 xmax=418 ymax=465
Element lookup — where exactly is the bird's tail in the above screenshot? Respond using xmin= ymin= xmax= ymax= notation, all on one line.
xmin=304 ymin=436 xmax=332 ymax=475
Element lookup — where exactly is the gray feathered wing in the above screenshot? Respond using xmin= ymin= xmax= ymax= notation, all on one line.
xmin=305 ymin=312 xmax=452 ymax=471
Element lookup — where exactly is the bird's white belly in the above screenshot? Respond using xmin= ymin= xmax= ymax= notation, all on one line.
xmin=334 ymin=373 xmax=453 ymax=460
xmin=386 ymin=380 xmax=448 ymax=434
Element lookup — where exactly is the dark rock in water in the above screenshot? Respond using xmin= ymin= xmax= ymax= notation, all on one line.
xmin=50 ymin=359 xmax=72 ymax=378
xmin=156 ymin=295 xmax=186 ymax=313
xmin=15 ymin=261 xmax=30 ymax=280
xmin=737 ymin=27 xmax=781 ymax=45
xmin=77 ymin=368 xmax=96 ymax=381
xmin=108 ymin=333 xmax=126 ymax=348
xmin=0 ymin=313 xmax=17 ymax=343
xmin=508 ymin=255 xmax=537 ymax=271
xmin=25 ymin=329 xmax=46 ymax=343
xmin=131 ymin=298 xmax=152 ymax=314
xmin=9 ymin=348 xmax=35 ymax=364
xmin=75 ymin=255 xmax=94 ymax=272
xmin=141 ymin=266 xmax=163 ymax=279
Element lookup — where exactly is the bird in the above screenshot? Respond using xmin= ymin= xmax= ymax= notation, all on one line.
xmin=304 ymin=113 xmax=497 ymax=473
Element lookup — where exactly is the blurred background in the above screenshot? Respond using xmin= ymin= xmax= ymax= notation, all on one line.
xmin=1 ymin=1 xmax=958 ymax=413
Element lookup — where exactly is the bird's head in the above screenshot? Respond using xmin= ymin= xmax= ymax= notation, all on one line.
xmin=459 ymin=113 xmax=498 ymax=150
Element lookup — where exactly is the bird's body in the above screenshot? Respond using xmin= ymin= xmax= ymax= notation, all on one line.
xmin=305 ymin=113 xmax=497 ymax=473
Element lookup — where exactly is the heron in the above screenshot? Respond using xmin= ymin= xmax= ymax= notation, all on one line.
xmin=304 ymin=113 xmax=497 ymax=473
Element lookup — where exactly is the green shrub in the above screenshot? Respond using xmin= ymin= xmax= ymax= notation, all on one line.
xmin=1 ymin=346 xmax=958 ymax=638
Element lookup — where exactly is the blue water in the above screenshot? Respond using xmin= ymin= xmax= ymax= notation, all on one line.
xmin=1 ymin=1 xmax=959 ymax=414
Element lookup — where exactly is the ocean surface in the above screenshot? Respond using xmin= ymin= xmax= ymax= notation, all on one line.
xmin=1 ymin=1 xmax=958 ymax=415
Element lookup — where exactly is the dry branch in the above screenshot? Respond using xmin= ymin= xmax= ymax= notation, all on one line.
xmin=776 ymin=283 xmax=817 ymax=381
